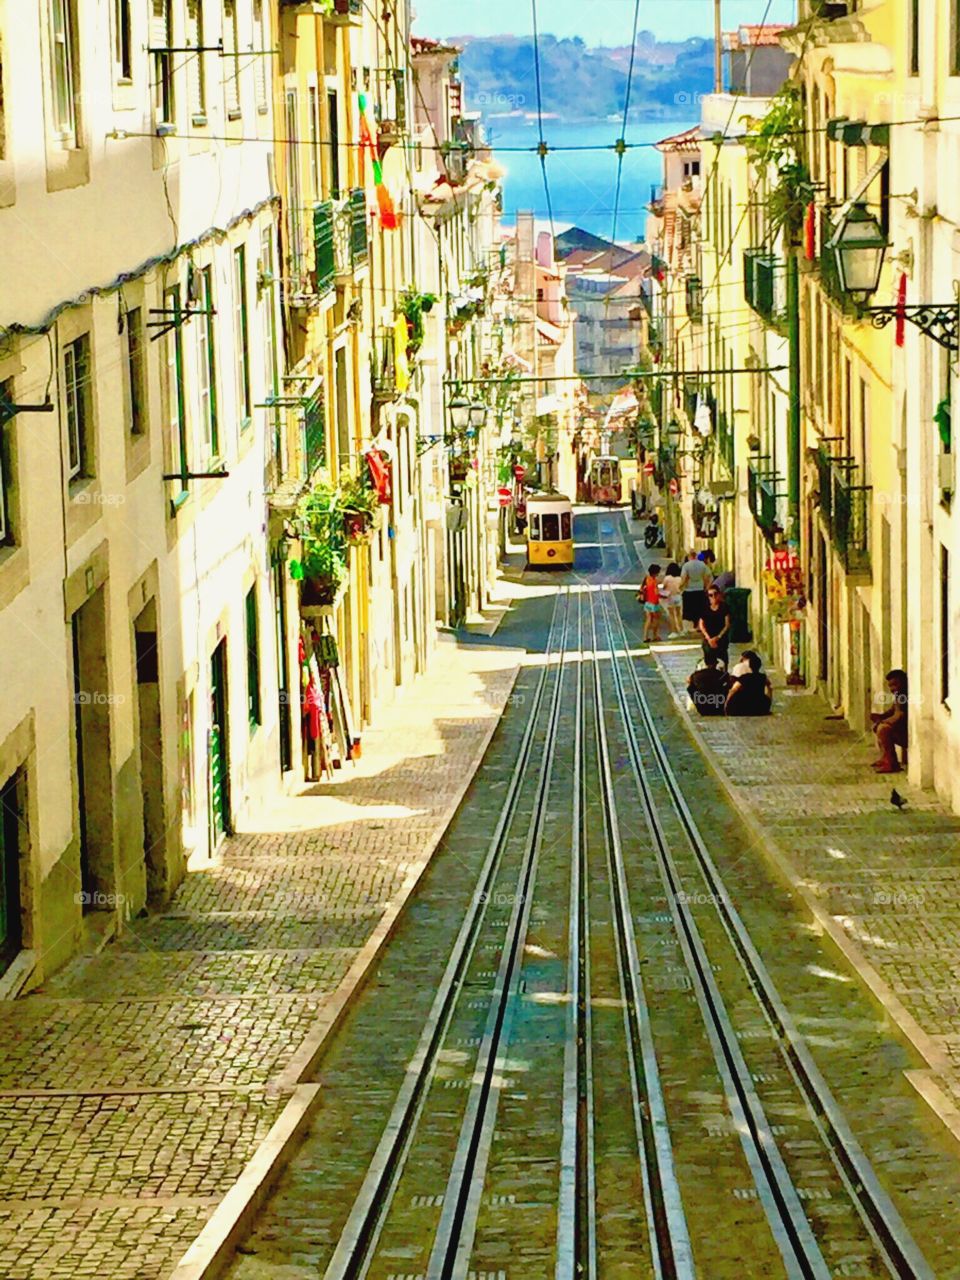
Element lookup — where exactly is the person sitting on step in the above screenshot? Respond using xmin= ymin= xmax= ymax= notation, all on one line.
xmin=870 ymin=669 xmax=909 ymax=774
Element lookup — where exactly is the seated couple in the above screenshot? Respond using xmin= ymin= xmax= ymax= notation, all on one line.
xmin=688 ymin=651 xmax=773 ymax=717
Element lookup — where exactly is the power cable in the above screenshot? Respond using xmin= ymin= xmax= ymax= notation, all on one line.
xmin=610 ymin=0 xmax=643 ymax=255
xmin=529 ymin=0 xmax=556 ymax=243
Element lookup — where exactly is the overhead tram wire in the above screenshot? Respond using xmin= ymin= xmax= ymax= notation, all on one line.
xmin=530 ymin=0 xmax=557 ymax=243
xmin=609 ymin=0 xmax=643 ymax=255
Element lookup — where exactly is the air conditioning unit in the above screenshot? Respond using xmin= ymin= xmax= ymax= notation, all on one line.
xmin=939 ymin=452 xmax=955 ymax=492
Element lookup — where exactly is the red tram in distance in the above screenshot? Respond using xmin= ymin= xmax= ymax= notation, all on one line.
xmin=587 ymin=456 xmax=622 ymax=506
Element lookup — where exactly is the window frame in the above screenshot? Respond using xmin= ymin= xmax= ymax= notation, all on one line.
xmin=233 ymin=245 xmax=252 ymax=425
xmin=223 ymin=0 xmax=241 ymax=119
xmin=186 ymin=0 xmax=207 ymax=120
xmin=0 ymin=381 xmax=13 ymax=546
xmin=125 ymin=306 xmax=147 ymax=436
xmin=49 ymin=0 xmax=79 ymax=147
xmin=63 ymin=333 xmax=91 ymax=481
xmin=114 ymin=0 xmax=133 ymax=82
xmin=197 ymin=266 xmax=219 ymax=459
xmin=245 ymin=584 xmax=262 ymax=729
xmin=165 ymin=286 xmax=189 ymax=500
xmin=152 ymin=0 xmax=176 ymax=130
xmin=252 ymin=0 xmax=268 ymax=113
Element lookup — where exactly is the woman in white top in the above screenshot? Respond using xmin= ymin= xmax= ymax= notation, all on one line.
xmin=660 ymin=561 xmax=684 ymax=637
xmin=679 ymin=553 xmax=713 ymax=631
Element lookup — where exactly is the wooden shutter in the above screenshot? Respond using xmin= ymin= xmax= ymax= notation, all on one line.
xmin=253 ymin=0 xmax=267 ymax=110
xmin=186 ymin=0 xmax=204 ymax=117
xmin=223 ymin=0 xmax=239 ymax=114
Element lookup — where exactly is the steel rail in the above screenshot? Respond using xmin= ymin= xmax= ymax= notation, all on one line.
xmin=602 ymin=580 xmax=936 ymax=1280
xmin=426 ymin=590 xmax=580 ymax=1280
xmin=556 ymin=592 xmax=595 ymax=1280
xmin=589 ymin=592 xmax=696 ymax=1280
xmin=323 ymin=590 xmax=571 ymax=1280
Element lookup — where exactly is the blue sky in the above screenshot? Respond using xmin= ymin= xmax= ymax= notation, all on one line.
xmin=411 ymin=0 xmax=797 ymax=44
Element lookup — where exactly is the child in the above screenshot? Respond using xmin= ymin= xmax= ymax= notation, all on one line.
xmin=638 ymin=563 xmax=663 ymax=643
xmin=661 ymin=561 xmax=684 ymax=637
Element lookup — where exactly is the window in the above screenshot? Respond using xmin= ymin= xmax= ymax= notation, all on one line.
xmin=0 ymin=381 xmax=13 ymax=545
xmin=285 ymin=90 xmax=303 ymax=277
xmin=953 ymin=0 xmax=960 ymax=76
xmin=63 ymin=334 xmax=91 ymax=480
xmin=197 ymin=267 xmax=218 ymax=457
xmin=859 ymin=376 xmax=870 ymax=484
xmin=909 ymin=0 xmax=920 ymax=75
xmin=186 ymin=0 xmax=206 ymax=118
xmin=49 ymin=0 xmax=79 ymax=145
xmin=165 ymin=287 xmax=188 ymax=489
xmin=152 ymin=0 xmax=175 ymax=127
xmin=252 ymin=0 xmax=268 ymax=112
xmin=309 ymin=86 xmax=321 ymax=199
xmin=114 ymin=0 xmax=132 ymax=81
xmin=233 ymin=246 xmax=252 ymax=422
xmin=328 ymin=90 xmax=340 ymax=198
xmin=260 ymin=227 xmax=283 ymax=473
xmin=125 ymin=306 xmax=147 ymax=435
xmin=245 ymin=585 xmax=261 ymax=728
xmin=941 ymin=545 xmax=950 ymax=704
xmin=223 ymin=0 xmax=240 ymax=118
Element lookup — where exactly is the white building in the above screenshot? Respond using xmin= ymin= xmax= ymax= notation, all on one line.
xmin=0 ymin=0 xmax=283 ymax=984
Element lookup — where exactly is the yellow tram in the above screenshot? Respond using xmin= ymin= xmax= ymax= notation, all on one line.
xmin=526 ymin=493 xmax=575 ymax=568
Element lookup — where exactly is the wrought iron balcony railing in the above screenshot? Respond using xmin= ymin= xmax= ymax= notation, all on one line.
xmin=349 ymin=188 xmax=368 ymax=264
xmin=313 ymin=200 xmax=336 ymax=296
xmin=301 ymin=381 xmax=326 ymax=477
xmin=370 ymin=331 xmax=399 ymax=402
xmin=816 ymin=445 xmax=871 ymax=574
xmin=747 ymin=462 xmax=785 ymax=544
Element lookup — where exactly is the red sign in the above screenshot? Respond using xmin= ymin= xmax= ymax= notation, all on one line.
xmin=513 ymin=465 xmax=526 ymax=480
xmin=668 ymin=478 xmax=679 ymax=495
xmin=497 ymin=487 xmax=513 ymax=508
xmin=643 ymin=460 xmax=655 ymax=476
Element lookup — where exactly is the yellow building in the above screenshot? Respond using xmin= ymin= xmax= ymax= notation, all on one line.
xmin=788 ymin=0 xmax=897 ymax=732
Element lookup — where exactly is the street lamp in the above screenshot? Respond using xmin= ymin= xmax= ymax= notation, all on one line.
xmin=829 ymin=203 xmax=888 ymax=302
xmin=830 ymin=201 xmax=960 ymax=351
xmin=449 ymin=396 xmax=487 ymax=434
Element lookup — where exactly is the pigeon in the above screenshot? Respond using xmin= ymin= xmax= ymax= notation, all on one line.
xmin=890 ymin=789 xmax=907 ymax=811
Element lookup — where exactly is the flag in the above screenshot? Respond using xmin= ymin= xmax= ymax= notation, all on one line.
xmin=804 ymin=201 xmax=816 ymax=261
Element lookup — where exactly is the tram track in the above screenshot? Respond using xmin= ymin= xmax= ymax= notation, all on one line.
xmin=589 ymin=510 xmax=935 ymax=1278
xmin=252 ymin=511 xmax=941 ymax=1280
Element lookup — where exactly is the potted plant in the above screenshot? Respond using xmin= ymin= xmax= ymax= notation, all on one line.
xmin=290 ymin=481 xmax=348 ymax=604
xmin=398 ymin=289 xmax=438 ymax=359
xmin=339 ymin=470 xmax=380 ymax=542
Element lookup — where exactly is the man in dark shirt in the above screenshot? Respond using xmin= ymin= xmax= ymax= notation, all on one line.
xmin=688 ymin=652 xmax=729 ymax=716
xmin=726 ymin=651 xmax=773 ymax=716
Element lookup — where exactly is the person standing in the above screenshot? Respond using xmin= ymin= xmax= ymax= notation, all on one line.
xmin=661 ymin=561 xmax=684 ymax=637
xmin=698 ymin=586 xmax=731 ymax=668
xmin=638 ymin=563 xmax=664 ymax=643
xmin=679 ymin=551 xmax=712 ymax=631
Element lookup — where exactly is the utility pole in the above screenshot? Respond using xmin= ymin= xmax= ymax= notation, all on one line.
xmin=714 ymin=0 xmax=723 ymax=94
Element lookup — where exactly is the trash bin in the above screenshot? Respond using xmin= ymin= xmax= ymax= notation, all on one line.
xmin=724 ymin=586 xmax=753 ymax=643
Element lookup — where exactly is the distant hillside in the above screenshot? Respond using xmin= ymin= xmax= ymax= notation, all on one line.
xmin=452 ymin=32 xmax=715 ymax=122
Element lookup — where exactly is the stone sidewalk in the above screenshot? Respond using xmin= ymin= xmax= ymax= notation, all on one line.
xmin=0 ymin=635 xmax=521 ymax=1280
xmin=656 ymin=645 xmax=960 ymax=1138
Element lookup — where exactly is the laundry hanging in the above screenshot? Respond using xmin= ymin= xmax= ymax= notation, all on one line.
xmin=358 ymin=92 xmax=399 ymax=230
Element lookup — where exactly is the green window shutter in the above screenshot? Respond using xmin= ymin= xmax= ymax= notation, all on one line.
xmin=246 ymin=586 xmax=261 ymax=728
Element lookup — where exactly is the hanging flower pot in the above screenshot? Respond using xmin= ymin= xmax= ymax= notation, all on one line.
xmin=344 ymin=510 xmax=373 ymax=542
xmin=300 ymin=574 xmax=341 ymax=607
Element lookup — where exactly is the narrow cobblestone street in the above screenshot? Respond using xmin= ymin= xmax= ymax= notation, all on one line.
xmin=0 ymin=637 xmax=521 ymax=1280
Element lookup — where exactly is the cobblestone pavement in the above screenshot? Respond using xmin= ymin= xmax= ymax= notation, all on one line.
xmin=657 ymin=644 xmax=960 ymax=1123
xmin=0 ymin=635 xmax=520 ymax=1280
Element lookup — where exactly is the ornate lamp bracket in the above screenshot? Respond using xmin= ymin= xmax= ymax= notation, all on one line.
xmin=864 ymin=302 xmax=960 ymax=352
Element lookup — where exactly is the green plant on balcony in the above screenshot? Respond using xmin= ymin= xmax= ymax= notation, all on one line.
xmin=398 ymin=289 xmax=438 ymax=356
xmin=339 ymin=470 xmax=380 ymax=542
xmin=290 ymin=481 xmax=348 ymax=603
xmin=744 ymin=85 xmax=812 ymax=242
xmin=935 ymin=397 xmax=952 ymax=449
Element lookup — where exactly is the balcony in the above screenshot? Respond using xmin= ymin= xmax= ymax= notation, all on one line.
xmin=747 ymin=463 xmax=785 ymax=544
xmin=816 ymin=445 xmax=871 ymax=574
xmin=685 ymin=275 xmax=703 ymax=323
xmin=374 ymin=68 xmax=407 ymax=141
xmin=743 ymin=250 xmax=786 ymax=328
xmin=313 ymin=200 xmax=336 ymax=297
xmin=301 ymin=380 xmax=326 ymax=478
xmin=326 ymin=0 xmax=362 ymax=23
xmin=370 ymin=331 xmax=399 ymax=402
xmin=332 ymin=190 xmax=369 ymax=278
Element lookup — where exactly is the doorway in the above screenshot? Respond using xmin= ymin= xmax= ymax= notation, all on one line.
xmin=0 ymin=770 xmax=24 ymax=971
xmin=71 ymin=591 xmax=115 ymax=911
xmin=134 ymin=601 xmax=166 ymax=902
xmin=272 ymin=557 xmax=292 ymax=773
xmin=208 ymin=638 xmax=231 ymax=849
xmin=817 ymin=535 xmax=829 ymax=684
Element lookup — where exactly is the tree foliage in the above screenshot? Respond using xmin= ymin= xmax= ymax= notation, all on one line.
xmin=744 ymin=85 xmax=812 ymax=243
